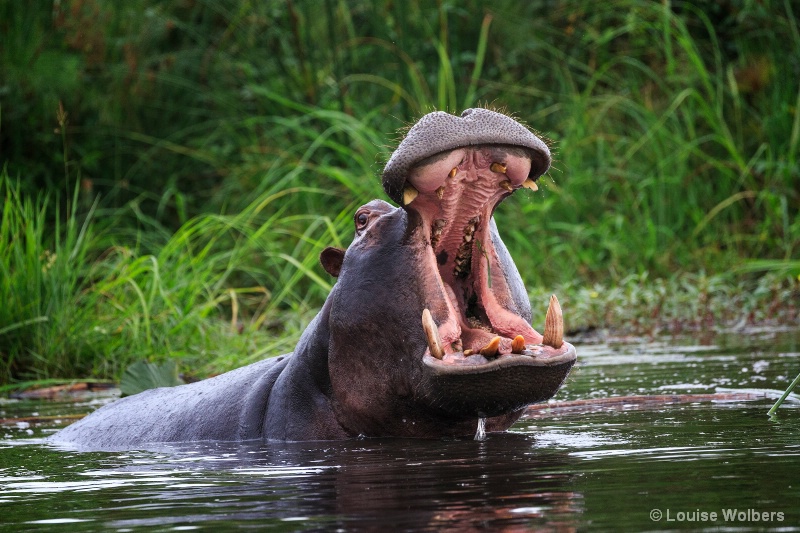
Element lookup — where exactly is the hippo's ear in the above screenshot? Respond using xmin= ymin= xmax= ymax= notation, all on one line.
xmin=320 ymin=247 xmax=345 ymax=278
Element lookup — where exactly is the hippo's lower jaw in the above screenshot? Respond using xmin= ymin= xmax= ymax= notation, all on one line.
xmin=403 ymin=142 xmax=577 ymax=418
xmin=421 ymin=350 xmax=577 ymax=418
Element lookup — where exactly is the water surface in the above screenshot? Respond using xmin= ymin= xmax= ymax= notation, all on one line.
xmin=2 ymin=329 xmax=798 ymax=531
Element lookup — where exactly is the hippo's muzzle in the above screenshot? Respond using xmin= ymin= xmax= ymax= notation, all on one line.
xmin=383 ymin=109 xmax=577 ymax=418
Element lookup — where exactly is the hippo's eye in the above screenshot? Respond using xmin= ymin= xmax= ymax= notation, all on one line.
xmin=356 ymin=212 xmax=369 ymax=228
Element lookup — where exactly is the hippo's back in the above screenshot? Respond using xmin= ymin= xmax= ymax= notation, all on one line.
xmin=50 ymin=355 xmax=290 ymax=450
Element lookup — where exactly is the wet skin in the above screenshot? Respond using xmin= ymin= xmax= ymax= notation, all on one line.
xmin=50 ymin=109 xmax=577 ymax=450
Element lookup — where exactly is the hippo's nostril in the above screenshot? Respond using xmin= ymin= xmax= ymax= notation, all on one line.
xmin=461 ymin=109 xmax=474 ymax=117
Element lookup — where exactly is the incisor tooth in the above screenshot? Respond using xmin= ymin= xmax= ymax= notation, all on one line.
xmin=542 ymin=294 xmax=564 ymax=349
xmin=421 ymin=309 xmax=444 ymax=359
xmin=490 ymin=162 xmax=507 ymax=174
xmin=403 ymin=185 xmax=419 ymax=205
xmin=511 ymin=335 xmax=526 ymax=354
xmin=499 ymin=180 xmax=513 ymax=192
xmin=479 ymin=336 xmax=501 ymax=357
xmin=522 ymin=178 xmax=539 ymax=192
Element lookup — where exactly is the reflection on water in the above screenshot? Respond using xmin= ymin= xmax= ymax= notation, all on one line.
xmin=1 ymin=329 xmax=798 ymax=531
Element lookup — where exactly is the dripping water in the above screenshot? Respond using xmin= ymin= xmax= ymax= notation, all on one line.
xmin=474 ymin=417 xmax=486 ymax=441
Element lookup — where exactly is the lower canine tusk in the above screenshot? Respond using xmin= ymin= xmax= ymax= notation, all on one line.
xmin=542 ymin=294 xmax=564 ymax=349
xmin=422 ymin=309 xmax=444 ymax=359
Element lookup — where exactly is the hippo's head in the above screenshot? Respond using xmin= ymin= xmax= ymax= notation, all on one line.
xmin=319 ymin=109 xmax=576 ymax=438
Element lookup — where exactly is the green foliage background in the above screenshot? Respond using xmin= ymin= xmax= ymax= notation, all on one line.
xmin=1 ymin=0 xmax=798 ymax=385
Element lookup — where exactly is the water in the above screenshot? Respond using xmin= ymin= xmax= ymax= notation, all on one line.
xmin=2 ymin=329 xmax=799 ymax=531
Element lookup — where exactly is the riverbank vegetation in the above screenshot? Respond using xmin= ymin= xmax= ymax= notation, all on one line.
xmin=1 ymin=0 xmax=798 ymax=386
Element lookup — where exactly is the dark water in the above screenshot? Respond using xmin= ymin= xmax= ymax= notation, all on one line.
xmin=2 ymin=329 xmax=799 ymax=531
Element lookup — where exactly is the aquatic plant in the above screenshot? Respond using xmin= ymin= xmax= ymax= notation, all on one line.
xmin=768 ymin=371 xmax=800 ymax=417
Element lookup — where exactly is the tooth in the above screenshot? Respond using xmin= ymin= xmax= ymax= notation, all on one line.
xmin=463 ymin=349 xmax=474 ymax=356
xmin=479 ymin=336 xmax=501 ymax=357
xmin=422 ymin=309 xmax=444 ymax=359
xmin=490 ymin=162 xmax=507 ymax=174
xmin=403 ymin=185 xmax=419 ymax=205
xmin=449 ymin=167 xmax=458 ymax=178
xmin=499 ymin=180 xmax=513 ymax=192
xmin=452 ymin=339 xmax=463 ymax=351
xmin=522 ymin=178 xmax=539 ymax=192
xmin=436 ymin=186 xmax=445 ymax=200
xmin=542 ymin=295 xmax=564 ymax=349
xmin=511 ymin=335 xmax=526 ymax=353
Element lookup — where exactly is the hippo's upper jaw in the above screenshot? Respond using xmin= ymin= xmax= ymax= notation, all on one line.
xmin=382 ymin=109 xmax=577 ymax=420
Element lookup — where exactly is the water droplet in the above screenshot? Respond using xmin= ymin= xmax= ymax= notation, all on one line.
xmin=474 ymin=417 xmax=486 ymax=441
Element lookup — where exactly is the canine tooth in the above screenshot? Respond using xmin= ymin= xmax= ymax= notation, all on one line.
xmin=522 ymin=178 xmax=539 ymax=192
xmin=403 ymin=185 xmax=419 ymax=205
xmin=449 ymin=167 xmax=457 ymax=178
xmin=479 ymin=336 xmax=501 ymax=357
xmin=422 ymin=309 xmax=444 ymax=359
xmin=490 ymin=162 xmax=507 ymax=174
xmin=436 ymin=186 xmax=445 ymax=200
xmin=542 ymin=294 xmax=564 ymax=349
xmin=511 ymin=335 xmax=526 ymax=353
xmin=499 ymin=180 xmax=513 ymax=192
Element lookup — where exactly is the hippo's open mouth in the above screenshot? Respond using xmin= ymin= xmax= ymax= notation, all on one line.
xmin=401 ymin=143 xmax=576 ymax=375
xmin=380 ymin=109 xmax=577 ymax=417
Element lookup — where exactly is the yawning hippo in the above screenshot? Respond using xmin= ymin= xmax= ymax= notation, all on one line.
xmin=50 ymin=108 xmax=577 ymax=449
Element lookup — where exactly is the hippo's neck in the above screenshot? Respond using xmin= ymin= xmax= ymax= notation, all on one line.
xmin=261 ymin=294 xmax=350 ymax=441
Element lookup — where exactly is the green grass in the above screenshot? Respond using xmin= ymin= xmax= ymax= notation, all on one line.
xmin=0 ymin=0 xmax=798 ymax=386
xmin=0 ymin=170 xmax=347 ymax=383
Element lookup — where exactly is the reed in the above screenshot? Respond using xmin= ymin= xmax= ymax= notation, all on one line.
xmin=0 ymin=171 xmax=347 ymax=383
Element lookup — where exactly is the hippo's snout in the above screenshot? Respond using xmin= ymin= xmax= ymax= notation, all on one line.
xmin=382 ymin=108 xmax=551 ymax=205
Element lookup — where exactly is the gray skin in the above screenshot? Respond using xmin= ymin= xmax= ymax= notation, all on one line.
xmin=50 ymin=109 xmax=577 ymax=450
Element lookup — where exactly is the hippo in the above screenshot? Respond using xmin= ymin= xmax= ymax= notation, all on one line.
xmin=50 ymin=108 xmax=577 ymax=450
